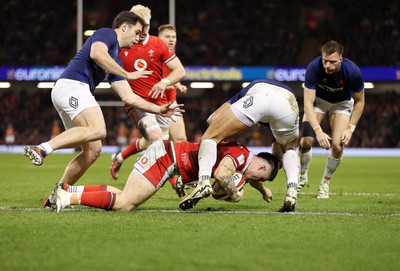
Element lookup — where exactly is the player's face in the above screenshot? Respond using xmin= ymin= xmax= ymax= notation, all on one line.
xmin=121 ymin=22 xmax=142 ymax=48
xmin=245 ymin=160 xmax=273 ymax=182
xmin=159 ymin=29 xmax=177 ymax=50
xmin=322 ymin=52 xmax=342 ymax=74
xmin=139 ymin=25 xmax=150 ymax=42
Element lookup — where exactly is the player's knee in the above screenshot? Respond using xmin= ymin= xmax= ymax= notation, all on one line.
xmin=115 ymin=197 xmax=138 ymax=211
xmin=90 ymin=126 xmax=107 ymax=140
xmin=300 ymin=136 xmax=314 ymax=149
xmin=331 ymin=142 xmax=344 ymax=154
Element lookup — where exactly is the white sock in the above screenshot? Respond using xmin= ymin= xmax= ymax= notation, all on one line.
xmin=116 ymin=152 xmax=124 ymax=162
xmin=299 ymin=147 xmax=312 ymax=176
xmin=283 ymin=150 xmax=300 ymax=190
xmin=39 ymin=142 xmax=53 ymax=155
xmin=66 ymin=185 xmax=85 ymax=193
xmin=321 ymin=153 xmax=342 ymax=183
xmin=198 ymin=139 xmax=217 ymax=182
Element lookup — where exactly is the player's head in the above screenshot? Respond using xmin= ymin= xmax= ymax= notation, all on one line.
xmin=130 ymin=5 xmax=151 ymax=42
xmin=321 ymin=40 xmax=344 ymax=74
xmin=158 ymin=24 xmax=177 ymax=50
xmin=112 ymin=11 xmax=147 ymax=48
xmin=245 ymin=152 xmax=281 ymax=182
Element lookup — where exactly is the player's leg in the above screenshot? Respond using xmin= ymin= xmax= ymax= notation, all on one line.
xmin=24 ymin=80 xmax=104 ymax=166
xmin=180 ymin=103 xmax=248 ymax=210
xmin=54 ymin=172 xmax=157 ymax=212
xmin=110 ymin=114 xmax=163 ymax=179
xmin=42 ymin=106 xmax=106 ymax=207
xmin=268 ymin=91 xmax=300 ymax=212
xmin=169 ymin=116 xmax=187 ymax=142
xmin=317 ymin=113 xmax=349 ymax=199
xmin=112 ymin=172 xmax=157 ymax=211
xmin=298 ymin=113 xmax=325 ymax=190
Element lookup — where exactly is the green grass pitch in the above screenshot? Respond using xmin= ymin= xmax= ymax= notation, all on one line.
xmin=1 ymin=152 xmax=399 ymax=271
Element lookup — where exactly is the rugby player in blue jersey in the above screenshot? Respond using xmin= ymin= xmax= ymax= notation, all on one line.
xmin=297 ymin=40 xmax=365 ymax=199
xmin=23 ymin=11 xmax=183 ymax=207
xmin=179 ymin=79 xmax=300 ymax=212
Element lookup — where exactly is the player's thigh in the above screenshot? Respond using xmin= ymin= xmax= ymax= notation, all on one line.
xmin=115 ymin=172 xmax=157 ymax=211
xmin=203 ymin=104 xmax=248 ymax=141
xmin=138 ymin=115 xmax=163 ymax=142
xmin=169 ymin=117 xmax=187 ymax=142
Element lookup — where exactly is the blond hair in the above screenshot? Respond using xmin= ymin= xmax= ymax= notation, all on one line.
xmin=130 ymin=5 xmax=151 ymax=25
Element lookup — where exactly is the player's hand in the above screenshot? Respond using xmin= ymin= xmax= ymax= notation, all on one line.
xmin=262 ymin=187 xmax=273 ymax=203
xmin=316 ymin=131 xmax=331 ymax=150
xmin=224 ymin=190 xmax=244 ymax=203
xmin=159 ymin=103 xmax=185 ymax=119
xmin=341 ymin=129 xmax=353 ymax=146
xmin=149 ymin=81 xmax=168 ymax=99
xmin=177 ymin=84 xmax=187 ymax=94
xmin=126 ymin=70 xmax=153 ymax=80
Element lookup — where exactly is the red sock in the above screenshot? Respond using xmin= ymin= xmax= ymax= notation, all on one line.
xmin=121 ymin=138 xmax=140 ymax=159
xmin=169 ymin=176 xmax=178 ymax=189
xmin=81 ymin=191 xmax=116 ymax=210
xmin=83 ymin=185 xmax=108 ymax=192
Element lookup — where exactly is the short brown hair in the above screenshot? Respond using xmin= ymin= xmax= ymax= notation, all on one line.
xmin=158 ymin=24 xmax=176 ymax=34
xmin=321 ymin=40 xmax=344 ymax=56
xmin=112 ymin=11 xmax=147 ymax=29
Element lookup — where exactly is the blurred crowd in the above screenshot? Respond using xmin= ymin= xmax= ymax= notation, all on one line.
xmin=1 ymin=0 xmax=399 ymax=148
xmin=1 ymin=0 xmax=398 ymax=66
xmin=1 ymin=89 xmax=399 ymax=148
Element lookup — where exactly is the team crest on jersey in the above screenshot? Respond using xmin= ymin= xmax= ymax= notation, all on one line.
xmin=134 ymin=59 xmax=148 ymax=71
xmin=124 ymin=51 xmax=129 ymax=57
xmin=181 ymin=153 xmax=189 ymax=165
xmin=148 ymin=49 xmax=154 ymax=58
xmin=243 ymin=96 xmax=253 ymax=109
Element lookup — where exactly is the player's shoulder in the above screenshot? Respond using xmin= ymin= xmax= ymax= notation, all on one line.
xmin=341 ymin=58 xmax=362 ymax=77
xmin=307 ymin=56 xmax=322 ymax=69
xmin=93 ymin=28 xmax=114 ymax=37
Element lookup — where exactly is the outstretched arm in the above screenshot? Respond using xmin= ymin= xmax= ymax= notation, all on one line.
xmin=248 ymin=180 xmax=273 ymax=203
xmin=213 ymin=157 xmax=241 ymax=202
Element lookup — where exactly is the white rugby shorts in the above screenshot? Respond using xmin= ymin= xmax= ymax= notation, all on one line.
xmin=51 ymin=79 xmax=99 ymax=129
xmin=230 ymin=82 xmax=299 ymax=145
xmin=134 ymin=108 xmax=170 ymax=129
xmin=314 ymin=97 xmax=354 ymax=117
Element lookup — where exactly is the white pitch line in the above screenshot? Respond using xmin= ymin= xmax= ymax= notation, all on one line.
xmin=299 ymin=191 xmax=397 ymax=197
xmin=0 ymin=206 xmax=399 ymax=218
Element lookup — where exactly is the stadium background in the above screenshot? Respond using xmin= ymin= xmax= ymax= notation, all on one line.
xmin=1 ymin=0 xmax=399 ymax=150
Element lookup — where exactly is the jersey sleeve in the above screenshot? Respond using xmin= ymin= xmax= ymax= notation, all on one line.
xmin=304 ymin=58 xmax=321 ymax=90
xmin=348 ymin=65 xmax=364 ymax=93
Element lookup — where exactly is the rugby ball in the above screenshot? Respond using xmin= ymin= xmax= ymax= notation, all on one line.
xmin=211 ymin=172 xmax=246 ymax=200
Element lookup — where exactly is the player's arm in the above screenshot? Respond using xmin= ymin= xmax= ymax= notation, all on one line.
xmin=304 ymin=87 xmax=331 ymax=149
xmin=248 ymin=180 xmax=273 ymax=203
xmin=90 ymin=42 xmax=152 ymax=80
xmin=341 ymin=89 xmax=365 ymax=145
xmin=175 ymin=82 xmax=188 ymax=94
xmin=213 ymin=156 xmax=242 ymax=202
xmin=149 ymin=57 xmax=186 ymax=99
xmin=111 ymin=80 xmax=184 ymax=118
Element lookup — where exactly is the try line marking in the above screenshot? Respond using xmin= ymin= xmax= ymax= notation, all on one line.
xmin=0 ymin=206 xmax=399 ymax=218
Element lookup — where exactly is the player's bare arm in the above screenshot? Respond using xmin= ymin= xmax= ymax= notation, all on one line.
xmin=111 ymin=80 xmax=183 ymax=117
xmin=149 ymin=57 xmax=186 ymax=99
xmin=248 ymin=180 xmax=273 ymax=202
xmin=304 ymin=87 xmax=331 ymax=149
xmin=341 ymin=89 xmax=365 ymax=145
xmin=213 ymin=157 xmax=241 ymax=202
